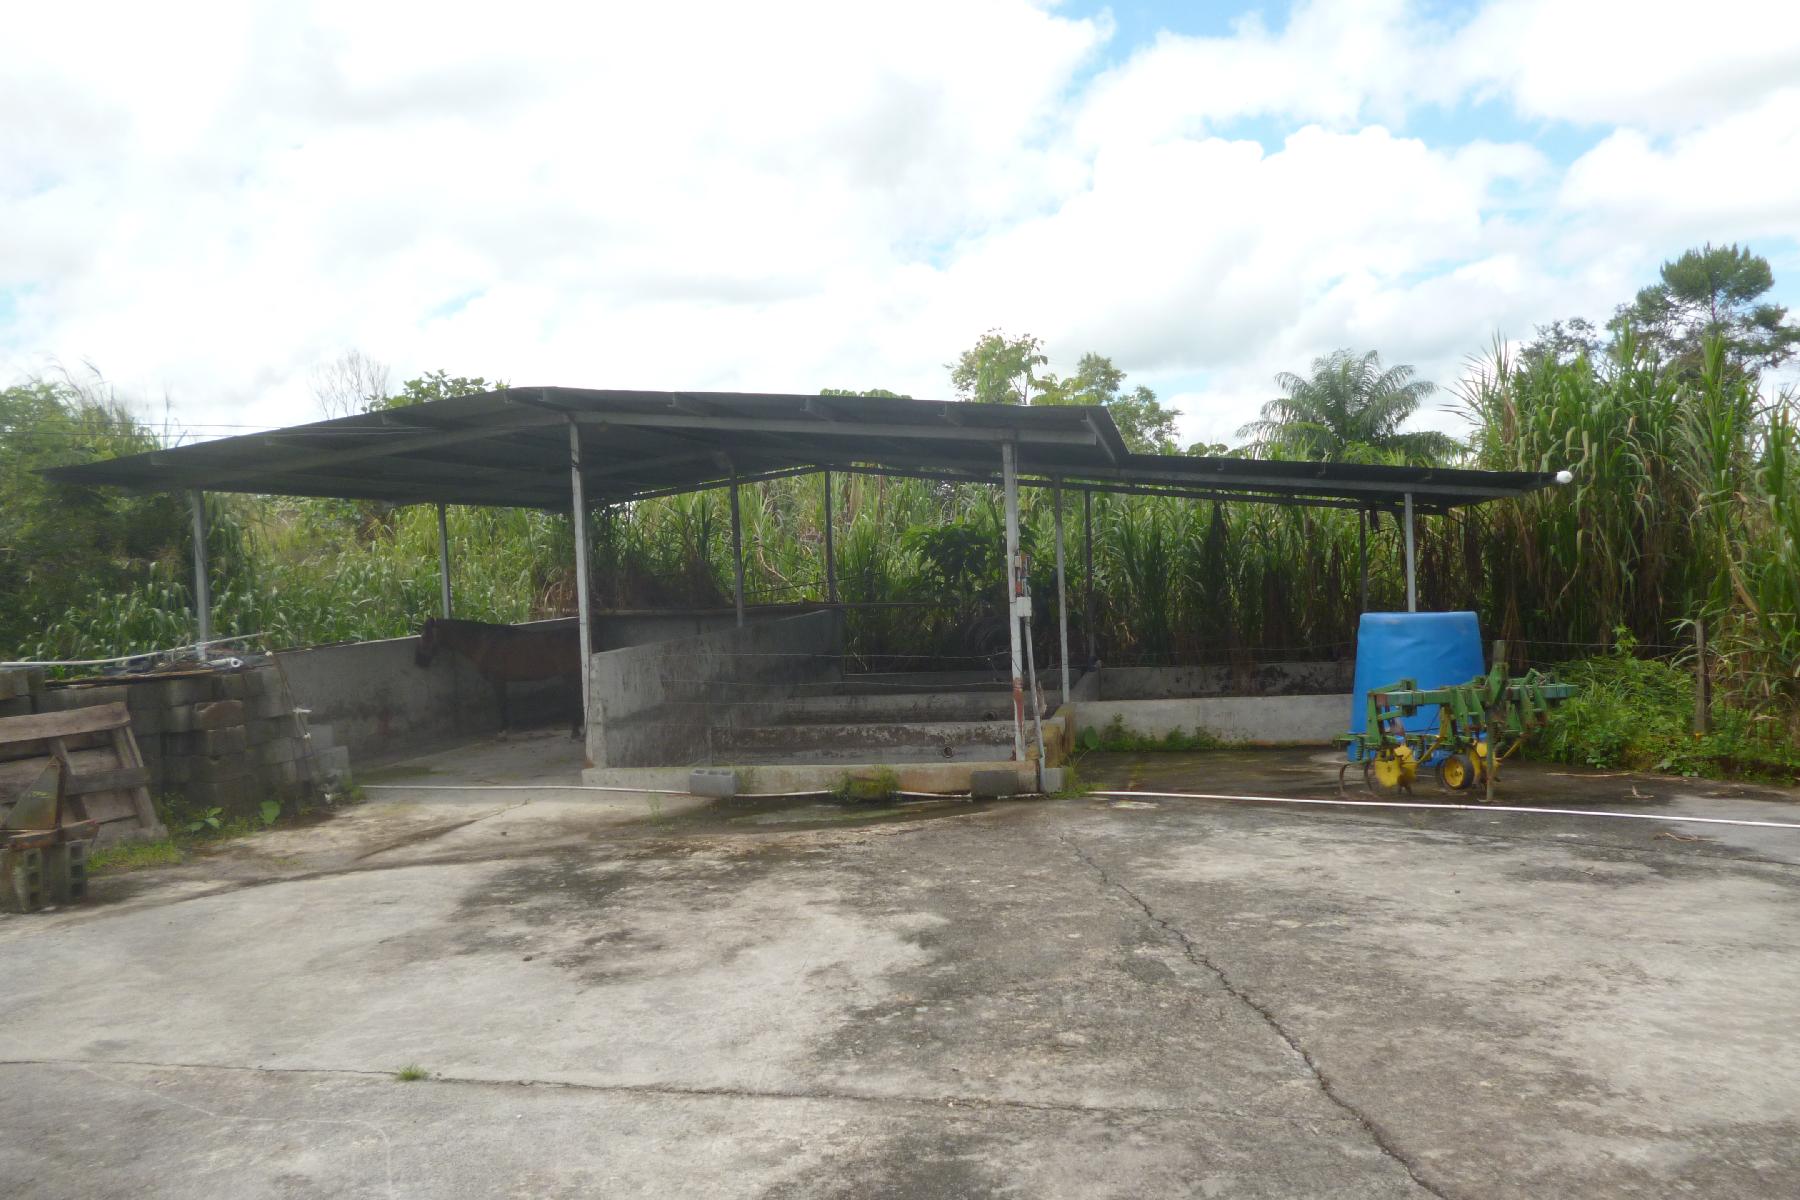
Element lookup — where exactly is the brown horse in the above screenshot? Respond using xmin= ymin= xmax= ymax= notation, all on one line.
xmin=414 ymin=618 xmax=584 ymax=738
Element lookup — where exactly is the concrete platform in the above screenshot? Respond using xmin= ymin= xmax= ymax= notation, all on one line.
xmin=6 ymin=750 xmax=1800 ymax=1197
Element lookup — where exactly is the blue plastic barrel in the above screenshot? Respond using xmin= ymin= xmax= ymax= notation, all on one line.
xmin=1347 ymin=612 xmax=1486 ymax=760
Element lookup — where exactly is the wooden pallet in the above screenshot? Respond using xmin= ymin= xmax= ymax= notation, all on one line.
xmin=0 ymin=703 xmax=166 ymax=844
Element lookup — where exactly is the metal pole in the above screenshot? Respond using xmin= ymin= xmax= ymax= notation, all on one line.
xmin=189 ymin=489 xmax=212 ymax=650
xmin=822 ymin=468 xmax=837 ymax=604
xmin=729 ymin=476 xmax=746 ymax=627
xmin=1357 ymin=508 xmax=1369 ymax=615
xmin=1001 ymin=443 xmax=1026 ymax=761
xmin=436 ymin=502 xmax=453 ymax=619
xmin=1083 ymin=489 xmax=1096 ymax=664
xmin=1053 ymin=479 xmax=1070 ymax=705
xmin=568 ymin=421 xmax=593 ymax=751
xmin=1403 ymin=492 xmax=1417 ymax=613
xmin=1023 ymin=601 xmax=1047 ymax=793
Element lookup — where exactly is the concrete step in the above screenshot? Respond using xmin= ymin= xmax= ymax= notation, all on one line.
xmin=755 ymin=690 xmax=1016 ymax=726
xmin=714 ymin=718 xmax=1021 ymax=756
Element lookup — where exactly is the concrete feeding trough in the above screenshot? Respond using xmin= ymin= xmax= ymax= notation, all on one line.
xmin=688 ymin=768 xmax=738 ymax=799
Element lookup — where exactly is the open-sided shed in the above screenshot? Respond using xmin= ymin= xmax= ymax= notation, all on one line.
xmin=50 ymin=388 xmax=1565 ymax=775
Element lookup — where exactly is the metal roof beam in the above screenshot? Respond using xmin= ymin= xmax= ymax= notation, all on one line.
xmin=569 ymin=410 xmax=1101 ymax=447
xmin=145 ymin=409 xmax=567 ymax=490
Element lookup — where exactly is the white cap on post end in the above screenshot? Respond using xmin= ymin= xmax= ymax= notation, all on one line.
xmin=1554 ymin=469 xmax=1574 ymax=485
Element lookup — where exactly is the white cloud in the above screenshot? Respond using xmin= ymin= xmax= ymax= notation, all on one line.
xmin=2 ymin=0 xmax=1798 ymax=448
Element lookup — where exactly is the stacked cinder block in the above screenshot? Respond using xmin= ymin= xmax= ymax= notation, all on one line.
xmin=36 ymin=664 xmax=352 ymax=819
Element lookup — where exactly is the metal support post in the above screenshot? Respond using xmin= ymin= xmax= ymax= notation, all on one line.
xmin=1053 ymin=480 xmax=1070 ymax=705
xmin=822 ymin=468 xmax=837 ymax=604
xmin=729 ymin=476 xmax=746 ymax=627
xmin=1001 ymin=443 xmax=1026 ymax=762
xmin=189 ymin=490 xmax=212 ymax=650
xmin=1403 ymin=492 xmax=1417 ymax=613
xmin=1357 ymin=508 xmax=1369 ymax=616
xmin=568 ymin=421 xmax=593 ymax=752
xmin=1083 ymin=489 xmax=1096 ymax=664
xmin=436 ymin=502 xmax=453 ymax=619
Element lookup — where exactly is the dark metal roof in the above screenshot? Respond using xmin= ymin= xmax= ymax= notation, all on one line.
xmin=46 ymin=387 xmax=1559 ymax=514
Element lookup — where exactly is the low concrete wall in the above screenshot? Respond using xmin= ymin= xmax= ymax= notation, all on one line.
xmin=1077 ymin=694 xmax=1351 ymax=746
xmin=274 ymin=611 xmax=800 ymax=766
xmin=588 ymin=611 xmax=845 ymax=768
xmin=1097 ymin=661 xmax=1352 ymax=700
xmin=276 ymin=635 xmax=504 ymax=766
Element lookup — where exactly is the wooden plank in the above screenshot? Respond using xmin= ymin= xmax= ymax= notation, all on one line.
xmin=64 ymin=766 xmax=151 ymax=797
xmin=111 ymin=725 xmax=161 ymax=832
xmin=0 ymin=703 xmax=130 ymax=744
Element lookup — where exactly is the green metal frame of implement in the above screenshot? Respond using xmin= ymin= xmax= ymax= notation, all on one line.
xmin=1337 ymin=642 xmax=1576 ymax=803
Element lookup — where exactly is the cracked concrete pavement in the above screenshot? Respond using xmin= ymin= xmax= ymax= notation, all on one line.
xmin=3 ymin=746 xmax=1800 ymax=1198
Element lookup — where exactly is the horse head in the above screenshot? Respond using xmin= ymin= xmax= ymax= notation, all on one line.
xmin=415 ymin=617 xmax=439 ymax=668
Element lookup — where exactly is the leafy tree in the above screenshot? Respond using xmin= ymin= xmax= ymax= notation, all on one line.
xmin=820 ymin=387 xmax=912 ymax=399
xmin=1520 ymin=317 xmax=1602 ymax=370
xmin=370 ymin=369 xmax=501 ymax=411
xmin=0 ymin=378 xmax=188 ymax=655
xmin=1610 ymin=243 xmax=1800 ymax=376
xmin=948 ymin=330 xmax=1046 ymax=406
xmin=1237 ymin=349 xmax=1460 ymax=465
xmin=1035 ymin=352 xmax=1181 ymax=454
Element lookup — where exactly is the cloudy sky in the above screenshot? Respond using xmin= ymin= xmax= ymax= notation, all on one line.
xmin=5 ymin=0 xmax=1798 ymax=446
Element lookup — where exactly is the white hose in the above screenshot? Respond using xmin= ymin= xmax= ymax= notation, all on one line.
xmin=1089 ymin=789 xmax=1800 ymax=831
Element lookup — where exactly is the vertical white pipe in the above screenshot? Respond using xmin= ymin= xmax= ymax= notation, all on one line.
xmin=436 ymin=502 xmax=453 ymax=619
xmin=822 ymin=469 xmax=837 ymax=604
xmin=569 ymin=421 xmax=593 ymax=753
xmin=189 ymin=489 xmax=212 ymax=650
xmin=1403 ymin=492 xmax=1417 ymax=613
xmin=1053 ymin=479 xmax=1070 ymax=705
xmin=1001 ymin=443 xmax=1025 ymax=761
xmin=729 ymin=476 xmax=746 ymax=627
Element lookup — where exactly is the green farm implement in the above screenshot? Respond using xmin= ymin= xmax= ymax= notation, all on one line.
xmin=1337 ymin=642 xmax=1576 ymax=803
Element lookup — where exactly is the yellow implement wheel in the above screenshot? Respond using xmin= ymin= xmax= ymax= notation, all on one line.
xmin=1471 ymin=740 xmax=1491 ymax=779
xmin=1435 ymin=752 xmax=1475 ymax=791
xmin=1364 ymin=748 xmax=1412 ymax=794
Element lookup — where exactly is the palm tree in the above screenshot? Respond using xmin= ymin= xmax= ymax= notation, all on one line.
xmin=1237 ymin=349 xmax=1462 ymax=465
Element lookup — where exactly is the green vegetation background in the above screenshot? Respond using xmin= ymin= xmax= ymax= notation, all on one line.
xmin=4 ymin=245 xmax=1797 ymax=782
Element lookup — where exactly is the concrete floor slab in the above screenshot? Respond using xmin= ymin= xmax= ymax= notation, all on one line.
xmin=3 ymin=748 xmax=1799 ymax=1197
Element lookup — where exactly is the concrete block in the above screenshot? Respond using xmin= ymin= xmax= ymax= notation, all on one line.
xmin=259 ymin=760 xmax=303 ymax=788
xmin=192 ymin=700 xmax=245 ymax=730
xmin=688 ymin=768 xmax=738 ymax=798
xmin=969 ymin=769 xmax=1021 ymax=798
xmin=54 ymin=685 xmax=131 ymax=710
xmin=127 ymin=703 xmax=166 ymax=735
xmin=169 ymin=727 xmax=247 ymax=757
xmin=242 ymin=669 xmax=281 ymax=699
xmin=156 ymin=678 xmax=215 ymax=707
xmin=166 ymin=754 xmax=247 ymax=785
xmin=245 ymin=693 xmax=292 ymax=720
xmin=212 ymin=673 xmax=249 ymax=700
xmin=0 ymin=697 xmax=32 ymax=719
xmin=306 ymin=724 xmax=335 ymax=752
xmin=161 ymin=706 xmax=197 ymax=733
xmin=254 ymin=738 xmax=302 ymax=766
